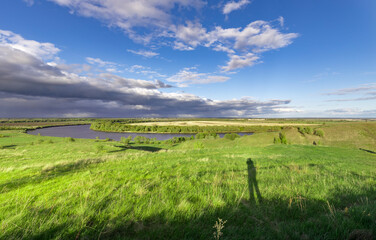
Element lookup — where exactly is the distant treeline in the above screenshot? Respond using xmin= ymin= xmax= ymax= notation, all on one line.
xmin=90 ymin=121 xmax=282 ymax=133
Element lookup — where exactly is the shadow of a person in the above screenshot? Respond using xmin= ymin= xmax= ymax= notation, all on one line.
xmin=247 ymin=158 xmax=262 ymax=203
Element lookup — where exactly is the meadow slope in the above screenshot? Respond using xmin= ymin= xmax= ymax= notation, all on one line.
xmin=0 ymin=121 xmax=375 ymax=239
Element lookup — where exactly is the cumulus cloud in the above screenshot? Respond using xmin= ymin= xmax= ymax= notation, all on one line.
xmin=174 ymin=22 xmax=209 ymax=48
xmin=43 ymin=1 xmax=298 ymax=72
xmin=48 ymin=0 xmax=205 ymax=43
xmin=127 ymin=49 xmax=159 ymax=58
xmin=0 ymin=30 xmax=293 ymax=117
xmin=223 ymin=0 xmax=250 ymax=15
xmin=167 ymin=67 xmax=230 ymax=87
xmin=0 ymin=30 xmax=60 ymax=60
xmin=173 ymin=20 xmax=298 ymax=71
xmin=221 ymin=53 xmax=259 ymax=72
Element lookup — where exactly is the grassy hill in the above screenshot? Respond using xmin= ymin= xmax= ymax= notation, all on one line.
xmin=0 ymin=121 xmax=375 ymax=239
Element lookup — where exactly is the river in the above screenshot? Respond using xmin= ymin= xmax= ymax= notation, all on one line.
xmin=28 ymin=124 xmax=253 ymax=141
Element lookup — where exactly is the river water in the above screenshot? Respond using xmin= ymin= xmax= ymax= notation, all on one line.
xmin=28 ymin=124 xmax=253 ymax=141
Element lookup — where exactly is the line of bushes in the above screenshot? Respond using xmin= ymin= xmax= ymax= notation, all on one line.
xmin=90 ymin=121 xmax=282 ymax=134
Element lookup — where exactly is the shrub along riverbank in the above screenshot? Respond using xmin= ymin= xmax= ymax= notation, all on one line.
xmin=90 ymin=120 xmax=283 ymax=133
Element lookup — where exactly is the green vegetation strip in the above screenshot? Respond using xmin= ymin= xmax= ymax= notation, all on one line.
xmin=90 ymin=120 xmax=284 ymax=133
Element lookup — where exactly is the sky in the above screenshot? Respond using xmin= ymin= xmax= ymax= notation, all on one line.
xmin=0 ymin=0 xmax=375 ymax=118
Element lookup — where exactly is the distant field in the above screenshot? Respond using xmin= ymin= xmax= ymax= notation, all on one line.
xmin=130 ymin=120 xmax=318 ymax=126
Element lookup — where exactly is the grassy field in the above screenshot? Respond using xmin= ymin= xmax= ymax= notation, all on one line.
xmin=0 ymin=120 xmax=375 ymax=239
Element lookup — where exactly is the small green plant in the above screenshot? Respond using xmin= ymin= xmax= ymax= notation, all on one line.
xmin=67 ymin=137 xmax=75 ymax=142
xmin=194 ymin=141 xmax=204 ymax=149
xmin=297 ymin=126 xmax=313 ymax=135
xmin=224 ymin=133 xmax=240 ymax=140
xmin=121 ymin=136 xmax=132 ymax=146
xmin=134 ymin=136 xmax=142 ymax=144
xmin=47 ymin=140 xmax=54 ymax=144
xmin=279 ymin=132 xmax=287 ymax=144
xmin=37 ymin=133 xmax=41 ymax=136
xmin=274 ymin=132 xmax=287 ymax=144
xmin=96 ymin=145 xmax=104 ymax=153
xmin=95 ymin=136 xmax=100 ymax=142
xmin=37 ymin=139 xmax=44 ymax=144
xmin=213 ymin=218 xmax=227 ymax=240
xmin=314 ymin=129 xmax=324 ymax=137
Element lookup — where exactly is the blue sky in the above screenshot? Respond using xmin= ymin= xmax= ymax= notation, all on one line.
xmin=0 ymin=0 xmax=375 ymax=118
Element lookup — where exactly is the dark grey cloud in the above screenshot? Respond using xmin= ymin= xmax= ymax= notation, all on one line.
xmin=0 ymin=45 xmax=292 ymax=118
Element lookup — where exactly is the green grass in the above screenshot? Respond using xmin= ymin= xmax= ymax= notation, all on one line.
xmin=0 ymin=123 xmax=375 ymax=239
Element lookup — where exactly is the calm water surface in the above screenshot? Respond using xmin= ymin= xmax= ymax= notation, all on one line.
xmin=28 ymin=125 xmax=253 ymax=141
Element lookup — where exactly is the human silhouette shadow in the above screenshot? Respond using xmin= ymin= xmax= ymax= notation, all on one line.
xmin=247 ymin=158 xmax=262 ymax=203
xmin=359 ymin=148 xmax=376 ymax=154
xmin=109 ymin=145 xmax=163 ymax=153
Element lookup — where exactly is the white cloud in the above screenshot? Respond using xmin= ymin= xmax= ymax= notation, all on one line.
xmin=221 ymin=53 xmax=259 ymax=72
xmin=323 ymin=83 xmax=376 ymax=102
xmin=126 ymin=65 xmax=167 ymax=79
xmin=173 ymin=41 xmax=194 ymax=51
xmin=173 ymin=20 xmax=298 ymax=56
xmin=44 ymin=1 xmax=298 ymax=72
xmin=212 ymin=44 xmax=235 ymax=54
xmin=223 ymin=0 xmax=250 ymax=15
xmin=324 ymin=83 xmax=376 ymax=95
xmin=173 ymin=20 xmax=298 ymax=71
xmin=167 ymin=67 xmax=230 ymax=87
xmin=127 ymin=49 xmax=159 ymax=58
xmin=86 ymin=57 xmax=116 ymax=67
xmin=127 ymin=65 xmax=145 ymax=72
xmin=0 ymin=30 xmax=60 ymax=60
xmin=174 ymin=22 xmax=209 ymax=48
xmin=229 ymin=21 xmax=299 ymax=51
xmin=48 ymin=0 xmax=205 ymax=42
xmin=278 ymin=16 xmax=284 ymax=27
xmin=324 ymin=108 xmax=376 ymax=117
